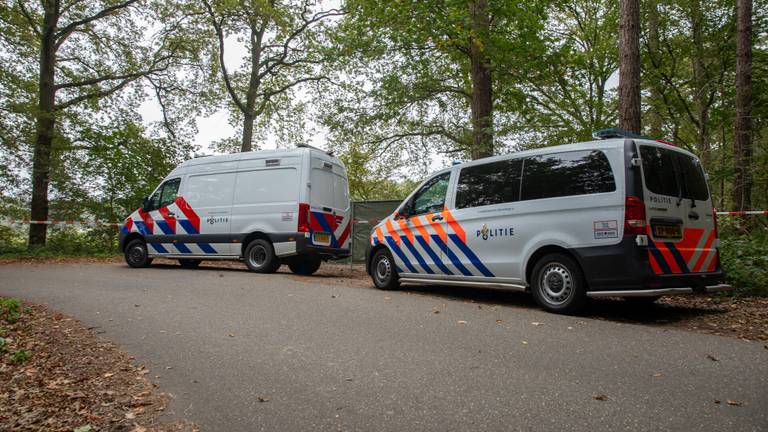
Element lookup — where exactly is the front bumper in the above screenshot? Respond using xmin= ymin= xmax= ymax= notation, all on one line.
xmin=587 ymin=283 xmax=733 ymax=298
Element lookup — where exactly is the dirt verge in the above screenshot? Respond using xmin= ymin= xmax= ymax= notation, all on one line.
xmin=0 ymin=299 xmax=197 ymax=432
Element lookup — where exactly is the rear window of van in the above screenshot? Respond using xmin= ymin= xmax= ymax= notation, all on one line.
xmin=640 ymin=146 xmax=709 ymax=201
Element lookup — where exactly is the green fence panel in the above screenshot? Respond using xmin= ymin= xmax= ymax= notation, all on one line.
xmin=350 ymin=200 xmax=401 ymax=262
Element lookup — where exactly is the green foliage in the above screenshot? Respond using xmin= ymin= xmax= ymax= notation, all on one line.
xmin=0 ymin=226 xmax=119 ymax=258
xmin=0 ymin=336 xmax=7 ymax=353
xmin=10 ymin=349 xmax=31 ymax=364
xmin=718 ymin=219 xmax=768 ymax=296
xmin=0 ymin=298 xmax=22 ymax=324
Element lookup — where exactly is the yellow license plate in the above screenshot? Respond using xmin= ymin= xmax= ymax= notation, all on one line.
xmin=313 ymin=232 xmax=331 ymax=244
xmin=654 ymin=224 xmax=682 ymax=238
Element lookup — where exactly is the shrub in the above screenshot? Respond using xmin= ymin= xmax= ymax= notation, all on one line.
xmin=718 ymin=218 xmax=768 ymax=297
xmin=10 ymin=349 xmax=31 ymax=364
xmin=0 ymin=298 xmax=22 ymax=324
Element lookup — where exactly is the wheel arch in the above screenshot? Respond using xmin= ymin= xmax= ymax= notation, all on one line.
xmin=241 ymin=231 xmax=272 ymax=257
xmin=524 ymin=245 xmax=584 ymax=286
xmin=121 ymin=232 xmax=145 ymax=252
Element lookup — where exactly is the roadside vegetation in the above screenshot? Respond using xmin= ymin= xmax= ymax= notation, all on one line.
xmin=0 ymin=297 xmax=197 ymax=431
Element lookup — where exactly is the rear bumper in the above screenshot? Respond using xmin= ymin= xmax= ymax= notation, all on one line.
xmin=587 ymin=284 xmax=733 ymax=298
xmin=292 ymin=234 xmax=350 ymax=260
xmin=572 ymin=236 xmax=727 ymax=293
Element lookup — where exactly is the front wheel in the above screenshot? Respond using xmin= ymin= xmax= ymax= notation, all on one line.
xmin=288 ymin=255 xmax=321 ymax=276
xmin=244 ymin=239 xmax=280 ymax=273
xmin=530 ymin=253 xmax=587 ymax=314
xmin=125 ymin=239 xmax=152 ymax=268
xmin=371 ymin=248 xmax=399 ymax=290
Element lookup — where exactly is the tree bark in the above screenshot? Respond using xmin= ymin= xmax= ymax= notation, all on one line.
xmin=468 ymin=0 xmax=493 ymax=160
xmin=242 ymin=112 xmax=255 ymax=152
xmin=646 ymin=0 xmax=664 ymax=138
xmin=690 ymin=0 xmax=711 ymax=168
xmin=29 ymin=0 xmax=59 ymax=248
xmin=619 ymin=0 xmax=641 ymax=134
xmin=732 ymin=0 xmax=752 ymax=211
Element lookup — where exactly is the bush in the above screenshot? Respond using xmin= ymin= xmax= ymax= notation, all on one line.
xmin=0 ymin=298 xmax=22 ymax=324
xmin=718 ymin=218 xmax=768 ymax=297
xmin=0 ymin=225 xmax=119 ymax=258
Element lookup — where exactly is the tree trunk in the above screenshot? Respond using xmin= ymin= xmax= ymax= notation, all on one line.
xmin=619 ymin=0 xmax=641 ymax=134
xmin=732 ymin=0 xmax=752 ymax=211
xmin=241 ymin=112 xmax=255 ymax=152
xmin=29 ymin=0 xmax=59 ymax=248
xmin=468 ymin=0 xmax=493 ymax=160
xmin=646 ymin=0 xmax=664 ymax=138
xmin=690 ymin=0 xmax=711 ymax=168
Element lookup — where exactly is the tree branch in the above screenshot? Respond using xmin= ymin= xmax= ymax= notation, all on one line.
xmin=55 ymin=0 xmax=140 ymax=49
xmin=201 ymin=0 xmax=247 ymax=114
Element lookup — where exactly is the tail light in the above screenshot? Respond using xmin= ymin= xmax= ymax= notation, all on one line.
xmin=624 ymin=196 xmax=647 ymax=236
xmin=712 ymin=207 xmax=718 ymax=238
xmin=297 ymin=202 xmax=310 ymax=233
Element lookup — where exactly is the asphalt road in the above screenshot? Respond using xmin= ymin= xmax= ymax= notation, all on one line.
xmin=1 ymin=262 xmax=766 ymax=432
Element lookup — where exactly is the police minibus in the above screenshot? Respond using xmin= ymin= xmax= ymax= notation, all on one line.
xmin=119 ymin=145 xmax=351 ymax=275
xmin=365 ymin=133 xmax=731 ymax=313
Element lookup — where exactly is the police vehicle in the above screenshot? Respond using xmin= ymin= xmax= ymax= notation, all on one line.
xmin=365 ymin=131 xmax=731 ymax=313
xmin=119 ymin=145 xmax=351 ymax=275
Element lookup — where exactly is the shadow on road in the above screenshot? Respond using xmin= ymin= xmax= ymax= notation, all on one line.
xmin=145 ymin=260 xmax=728 ymax=329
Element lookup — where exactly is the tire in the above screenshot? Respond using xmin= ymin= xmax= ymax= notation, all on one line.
xmin=179 ymin=259 xmax=202 ymax=269
xmin=530 ymin=253 xmax=587 ymax=314
xmin=288 ymin=255 xmax=321 ymax=276
xmin=371 ymin=248 xmax=399 ymax=290
xmin=244 ymin=239 xmax=280 ymax=273
xmin=125 ymin=239 xmax=152 ymax=268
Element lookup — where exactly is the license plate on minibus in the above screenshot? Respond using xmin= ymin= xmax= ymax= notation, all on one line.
xmin=313 ymin=232 xmax=331 ymax=245
xmin=654 ymin=224 xmax=682 ymax=239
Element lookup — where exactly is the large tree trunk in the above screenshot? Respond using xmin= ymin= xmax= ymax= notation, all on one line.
xmin=690 ymin=0 xmax=711 ymax=168
xmin=619 ymin=0 xmax=641 ymax=134
xmin=468 ymin=0 xmax=493 ymax=160
xmin=29 ymin=1 xmax=59 ymax=248
xmin=732 ymin=0 xmax=753 ymax=211
xmin=241 ymin=113 xmax=255 ymax=152
xmin=646 ymin=0 xmax=664 ymax=138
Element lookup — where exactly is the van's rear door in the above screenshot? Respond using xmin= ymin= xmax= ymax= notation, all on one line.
xmin=308 ymin=156 xmax=351 ymax=250
xmin=639 ymin=143 xmax=718 ymax=274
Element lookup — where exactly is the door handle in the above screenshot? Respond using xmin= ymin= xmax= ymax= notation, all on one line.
xmin=431 ymin=215 xmax=444 ymax=222
xmin=688 ymin=211 xmax=699 ymax=220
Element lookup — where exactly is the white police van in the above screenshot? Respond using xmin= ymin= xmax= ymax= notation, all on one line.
xmin=119 ymin=145 xmax=351 ymax=275
xmin=366 ymin=132 xmax=731 ymax=313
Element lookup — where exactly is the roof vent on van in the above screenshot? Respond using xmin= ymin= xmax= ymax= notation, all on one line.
xmin=593 ymin=128 xmax=651 ymax=140
xmin=297 ymin=143 xmax=334 ymax=157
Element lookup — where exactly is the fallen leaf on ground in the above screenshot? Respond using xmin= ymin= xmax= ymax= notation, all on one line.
xmin=124 ymin=412 xmax=136 ymax=420
xmin=593 ymin=394 xmax=609 ymax=401
xmin=714 ymin=399 xmax=721 ymax=404
xmin=726 ymin=400 xmax=743 ymax=406
xmin=496 ymin=319 xmax=503 ymax=324
xmin=652 ymin=373 xmax=663 ymax=378
xmin=457 ymin=320 xmax=467 ymax=325
xmin=521 ymin=341 xmax=528 ymax=345
xmin=130 ymin=427 xmax=147 ymax=432
xmin=103 ymin=372 xmax=115 ymax=378
xmin=531 ymin=322 xmax=543 ymax=326
xmin=706 ymin=354 xmax=719 ymax=362
xmin=257 ymin=396 xmax=270 ymax=402
xmin=433 ymin=310 xmax=440 ymax=314
xmin=228 ymin=333 xmax=235 ymax=337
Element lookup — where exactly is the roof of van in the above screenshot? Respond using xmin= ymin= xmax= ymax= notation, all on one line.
xmin=177 ymin=146 xmax=334 ymax=168
xmin=443 ymin=138 xmax=698 ymax=173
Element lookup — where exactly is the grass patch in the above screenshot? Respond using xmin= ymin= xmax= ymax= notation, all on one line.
xmin=0 ymin=298 xmax=22 ymax=324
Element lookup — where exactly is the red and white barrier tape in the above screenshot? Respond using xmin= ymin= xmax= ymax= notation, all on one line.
xmin=1 ymin=211 xmax=766 ymax=229
xmin=1 ymin=219 xmax=121 ymax=227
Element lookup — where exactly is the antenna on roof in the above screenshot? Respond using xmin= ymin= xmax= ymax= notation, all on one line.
xmin=593 ymin=128 xmax=651 ymax=140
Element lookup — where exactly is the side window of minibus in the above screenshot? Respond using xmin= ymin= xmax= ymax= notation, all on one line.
xmin=411 ymin=172 xmax=450 ymax=215
xmin=159 ymin=178 xmax=180 ymax=208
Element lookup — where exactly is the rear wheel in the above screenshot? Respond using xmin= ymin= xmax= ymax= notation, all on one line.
xmin=288 ymin=255 xmax=322 ymax=276
xmin=371 ymin=248 xmax=399 ymax=290
xmin=244 ymin=239 xmax=280 ymax=273
xmin=179 ymin=259 xmax=202 ymax=269
xmin=125 ymin=239 xmax=152 ymax=268
xmin=530 ymin=253 xmax=587 ymax=314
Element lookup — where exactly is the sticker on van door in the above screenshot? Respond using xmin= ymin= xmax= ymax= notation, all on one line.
xmin=593 ymin=220 xmax=618 ymax=239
